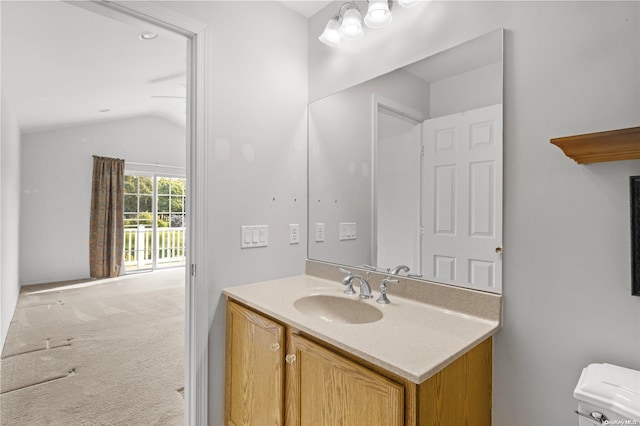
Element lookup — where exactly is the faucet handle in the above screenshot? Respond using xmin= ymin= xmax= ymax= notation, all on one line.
xmin=376 ymin=277 xmax=399 ymax=304
xmin=339 ymin=268 xmax=356 ymax=295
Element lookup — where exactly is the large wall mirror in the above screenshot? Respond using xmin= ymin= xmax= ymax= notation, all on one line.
xmin=308 ymin=29 xmax=504 ymax=294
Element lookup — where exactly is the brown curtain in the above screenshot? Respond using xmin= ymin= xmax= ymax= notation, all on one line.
xmin=89 ymin=156 xmax=125 ymax=278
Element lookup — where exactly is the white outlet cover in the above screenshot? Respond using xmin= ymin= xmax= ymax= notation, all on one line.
xmin=289 ymin=224 xmax=300 ymax=244
xmin=339 ymin=222 xmax=356 ymax=241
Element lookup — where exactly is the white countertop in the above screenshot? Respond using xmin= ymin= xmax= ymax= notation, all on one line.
xmin=223 ymin=274 xmax=500 ymax=384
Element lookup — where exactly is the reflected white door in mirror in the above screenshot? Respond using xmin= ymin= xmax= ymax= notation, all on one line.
xmin=422 ymin=104 xmax=502 ymax=293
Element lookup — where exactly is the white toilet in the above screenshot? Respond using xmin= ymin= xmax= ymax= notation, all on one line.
xmin=574 ymin=363 xmax=640 ymax=425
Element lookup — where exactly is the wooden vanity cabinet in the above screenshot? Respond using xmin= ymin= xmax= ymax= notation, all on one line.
xmin=225 ymin=300 xmax=285 ymax=425
xmin=285 ymin=333 xmax=404 ymax=426
xmin=225 ymin=300 xmax=492 ymax=426
xmin=416 ymin=337 xmax=492 ymax=425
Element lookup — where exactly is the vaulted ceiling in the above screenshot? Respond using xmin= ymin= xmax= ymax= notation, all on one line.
xmin=2 ymin=1 xmax=187 ymax=133
xmin=2 ymin=1 xmax=333 ymax=134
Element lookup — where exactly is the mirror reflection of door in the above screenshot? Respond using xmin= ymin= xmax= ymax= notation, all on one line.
xmin=375 ymin=106 xmax=422 ymax=275
xmin=422 ymin=104 xmax=503 ymax=293
xmin=375 ymin=102 xmax=502 ymax=292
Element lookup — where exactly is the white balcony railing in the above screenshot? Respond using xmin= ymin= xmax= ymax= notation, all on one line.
xmin=124 ymin=226 xmax=186 ymax=271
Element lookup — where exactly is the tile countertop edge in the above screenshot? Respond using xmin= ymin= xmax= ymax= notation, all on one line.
xmin=223 ymin=275 xmax=502 ymax=384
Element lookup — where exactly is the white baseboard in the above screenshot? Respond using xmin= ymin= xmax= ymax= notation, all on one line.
xmin=20 ymin=275 xmax=92 ymax=287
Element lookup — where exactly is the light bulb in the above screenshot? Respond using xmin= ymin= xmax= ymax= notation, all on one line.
xmin=364 ymin=0 xmax=392 ymax=28
xmin=319 ymin=17 xmax=342 ymax=47
xmin=339 ymin=8 xmax=364 ymax=40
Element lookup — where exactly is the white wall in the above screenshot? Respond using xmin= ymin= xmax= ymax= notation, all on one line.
xmin=310 ymin=1 xmax=639 ymax=425
xmin=20 ymin=116 xmax=185 ymax=285
xmin=430 ymin=62 xmax=502 ymax=118
xmin=155 ymin=2 xmax=309 ymax=423
xmin=1 ymin=93 xmax=22 ymax=350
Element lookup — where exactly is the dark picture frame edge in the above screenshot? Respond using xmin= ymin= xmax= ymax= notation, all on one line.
xmin=630 ymin=176 xmax=640 ymax=296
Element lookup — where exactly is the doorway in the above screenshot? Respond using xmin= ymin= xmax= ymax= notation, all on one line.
xmin=376 ymin=108 xmax=423 ymax=274
xmin=1 ymin=1 xmax=208 ymax=423
xmin=372 ymin=95 xmax=425 ymax=275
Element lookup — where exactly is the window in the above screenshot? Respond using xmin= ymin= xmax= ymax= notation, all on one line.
xmin=124 ymin=174 xmax=186 ymax=272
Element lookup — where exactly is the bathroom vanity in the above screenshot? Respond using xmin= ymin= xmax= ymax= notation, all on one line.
xmin=223 ymin=266 xmax=501 ymax=425
xmin=224 ymin=28 xmax=506 ymax=424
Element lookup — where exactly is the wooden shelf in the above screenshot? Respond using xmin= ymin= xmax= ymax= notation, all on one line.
xmin=550 ymin=126 xmax=640 ymax=164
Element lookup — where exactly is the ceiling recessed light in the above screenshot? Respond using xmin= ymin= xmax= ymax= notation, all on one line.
xmin=139 ymin=32 xmax=158 ymax=40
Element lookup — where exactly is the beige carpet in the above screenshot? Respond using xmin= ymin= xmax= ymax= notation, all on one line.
xmin=0 ymin=268 xmax=185 ymax=425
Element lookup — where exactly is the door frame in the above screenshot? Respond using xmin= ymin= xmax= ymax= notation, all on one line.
xmin=69 ymin=2 xmax=209 ymax=424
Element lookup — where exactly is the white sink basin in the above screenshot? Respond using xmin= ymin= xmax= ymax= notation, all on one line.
xmin=293 ymin=295 xmax=383 ymax=324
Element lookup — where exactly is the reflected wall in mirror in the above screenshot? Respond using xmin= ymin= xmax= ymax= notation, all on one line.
xmin=308 ymin=29 xmax=504 ymax=294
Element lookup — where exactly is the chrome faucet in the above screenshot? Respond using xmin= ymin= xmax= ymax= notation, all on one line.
xmin=390 ymin=265 xmax=410 ymax=275
xmin=339 ymin=268 xmax=373 ymax=299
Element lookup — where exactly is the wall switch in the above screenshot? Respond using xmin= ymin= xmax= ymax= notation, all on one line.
xmin=241 ymin=225 xmax=268 ymax=248
xmin=315 ymin=223 xmax=325 ymax=242
xmin=289 ymin=224 xmax=300 ymax=244
xmin=339 ymin=222 xmax=356 ymax=241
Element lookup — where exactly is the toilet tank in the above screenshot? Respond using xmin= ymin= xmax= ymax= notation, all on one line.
xmin=574 ymin=363 xmax=640 ymax=425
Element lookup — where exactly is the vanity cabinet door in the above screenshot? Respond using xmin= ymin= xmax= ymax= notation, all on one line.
xmin=225 ymin=301 xmax=285 ymax=426
xmin=285 ymin=334 xmax=404 ymax=426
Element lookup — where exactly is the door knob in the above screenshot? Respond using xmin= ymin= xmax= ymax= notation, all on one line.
xmin=285 ymin=354 xmax=296 ymax=364
xmin=270 ymin=343 xmax=280 ymax=352
xmin=495 ymin=246 xmax=502 ymax=254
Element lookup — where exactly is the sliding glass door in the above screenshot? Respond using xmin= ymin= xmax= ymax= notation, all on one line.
xmin=123 ymin=174 xmax=186 ymax=272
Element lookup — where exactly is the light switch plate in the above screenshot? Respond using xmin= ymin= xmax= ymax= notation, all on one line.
xmin=315 ymin=223 xmax=325 ymax=242
xmin=241 ymin=225 xmax=268 ymax=248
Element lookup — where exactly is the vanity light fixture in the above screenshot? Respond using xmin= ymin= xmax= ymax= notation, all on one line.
xmin=319 ymin=0 xmax=413 ymax=47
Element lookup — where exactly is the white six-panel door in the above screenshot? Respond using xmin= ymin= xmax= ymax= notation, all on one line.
xmin=422 ymin=104 xmax=502 ymax=293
